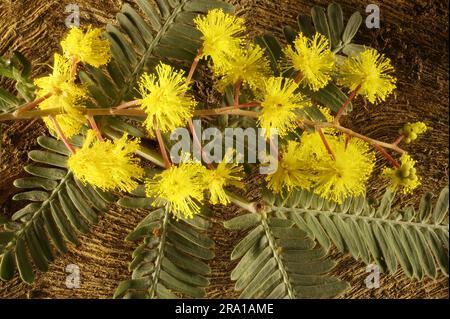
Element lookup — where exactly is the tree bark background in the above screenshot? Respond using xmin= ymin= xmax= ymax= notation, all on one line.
xmin=0 ymin=0 xmax=448 ymax=298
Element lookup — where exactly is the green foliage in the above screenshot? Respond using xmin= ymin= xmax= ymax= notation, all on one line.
xmin=224 ymin=211 xmax=349 ymax=298
xmin=81 ymin=0 xmax=234 ymax=138
xmin=114 ymin=191 xmax=214 ymax=299
xmin=0 ymin=51 xmax=35 ymax=113
xmin=0 ymin=136 xmax=115 ymax=284
xmin=265 ymin=188 xmax=449 ymax=279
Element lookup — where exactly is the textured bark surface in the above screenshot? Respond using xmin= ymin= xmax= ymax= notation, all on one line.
xmin=0 ymin=0 xmax=448 ymax=299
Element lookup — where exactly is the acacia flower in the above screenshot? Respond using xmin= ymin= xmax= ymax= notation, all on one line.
xmin=399 ymin=122 xmax=428 ymax=144
xmin=302 ymin=133 xmax=375 ymax=204
xmin=67 ymin=130 xmax=144 ymax=192
xmin=61 ymin=26 xmax=111 ymax=67
xmin=213 ymin=44 xmax=271 ymax=93
xmin=381 ymin=154 xmax=420 ymax=194
xmin=138 ymin=63 xmax=197 ymax=136
xmin=202 ymin=150 xmax=245 ymax=205
xmin=265 ymin=141 xmax=312 ymax=193
xmin=35 ymin=54 xmax=87 ymax=138
xmin=194 ymin=9 xmax=245 ymax=63
xmin=145 ymin=160 xmax=207 ymax=219
xmin=258 ymin=77 xmax=310 ymax=138
xmin=283 ymin=33 xmax=336 ymax=91
xmin=337 ymin=48 xmax=397 ymax=104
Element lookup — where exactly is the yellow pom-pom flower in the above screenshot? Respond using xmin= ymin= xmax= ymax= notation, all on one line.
xmin=337 ymin=48 xmax=397 ymax=104
xmin=258 ymin=77 xmax=310 ymax=138
xmin=399 ymin=122 xmax=428 ymax=144
xmin=311 ymin=136 xmax=375 ymax=204
xmin=265 ymin=141 xmax=312 ymax=193
xmin=202 ymin=149 xmax=245 ymax=205
xmin=194 ymin=9 xmax=245 ymax=63
xmin=138 ymin=63 xmax=197 ymax=136
xmin=213 ymin=44 xmax=271 ymax=93
xmin=61 ymin=26 xmax=111 ymax=67
xmin=381 ymin=154 xmax=420 ymax=194
xmin=283 ymin=33 xmax=336 ymax=91
xmin=67 ymin=130 xmax=144 ymax=192
xmin=145 ymin=161 xmax=207 ymax=219
xmin=35 ymin=54 xmax=87 ymax=138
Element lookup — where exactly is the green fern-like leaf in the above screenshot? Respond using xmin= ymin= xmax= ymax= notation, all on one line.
xmin=0 ymin=51 xmax=35 ymax=113
xmin=224 ymin=211 xmax=349 ymax=299
xmin=0 ymin=136 xmax=115 ymax=284
xmin=266 ymin=188 xmax=449 ymax=279
xmin=114 ymin=190 xmax=215 ymax=299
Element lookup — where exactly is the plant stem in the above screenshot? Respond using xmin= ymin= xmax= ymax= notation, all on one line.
xmin=87 ymin=115 xmax=104 ymax=142
xmin=225 ymin=191 xmax=260 ymax=214
xmin=0 ymin=104 xmax=260 ymax=121
xmin=268 ymin=136 xmax=279 ymax=160
xmin=344 ymin=134 xmax=351 ymax=150
xmin=393 ymin=135 xmax=404 ymax=146
xmin=294 ymin=71 xmax=302 ymax=84
xmin=334 ymin=84 xmax=361 ymax=124
xmin=13 ymin=93 xmax=52 ymax=116
xmin=70 ymin=56 xmax=79 ymax=81
xmin=116 ymin=100 xmax=141 ymax=110
xmin=317 ymin=127 xmax=336 ymax=161
xmin=186 ymin=48 xmax=203 ymax=84
xmin=234 ymin=80 xmax=243 ymax=109
xmin=154 ymin=120 xmax=171 ymax=169
xmin=48 ymin=115 xmax=76 ymax=154
xmin=194 ymin=108 xmax=259 ymax=118
xmin=373 ymin=143 xmax=401 ymax=168
xmin=188 ymin=119 xmax=214 ymax=169
xmin=302 ymin=119 xmax=406 ymax=154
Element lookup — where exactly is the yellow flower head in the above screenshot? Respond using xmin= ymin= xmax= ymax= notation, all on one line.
xmin=399 ymin=122 xmax=428 ymax=144
xmin=283 ymin=33 xmax=336 ymax=91
xmin=265 ymin=140 xmax=312 ymax=193
xmin=381 ymin=154 xmax=420 ymax=194
xmin=61 ymin=26 xmax=111 ymax=67
xmin=138 ymin=63 xmax=197 ymax=136
xmin=337 ymin=48 xmax=397 ymax=104
xmin=145 ymin=160 xmax=207 ymax=219
xmin=194 ymin=9 xmax=245 ymax=62
xmin=68 ymin=131 xmax=144 ymax=192
xmin=258 ymin=77 xmax=310 ymax=138
xmin=213 ymin=44 xmax=271 ymax=93
xmin=202 ymin=149 xmax=244 ymax=205
xmin=35 ymin=54 xmax=87 ymax=138
xmin=303 ymin=133 xmax=375 ymax=204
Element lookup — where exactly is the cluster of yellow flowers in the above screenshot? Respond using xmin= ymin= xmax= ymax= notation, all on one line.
xmin=34 ymin=26 xmax=111 ymax=138
xmin=399 ymin=122 xmax=428 ymax=144
xmin=32 ymin=10 xmax=429 ymax=220
xmin=192 ymin=9 xmax=424 ymax=204
xmin=267 ymin=132 xmax=375 ymax=204
xmin=145 ymin=151 xmax=244 ymax=219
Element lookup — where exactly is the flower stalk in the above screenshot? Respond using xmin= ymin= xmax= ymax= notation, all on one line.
xmin=334 ymin=84 xmax=361 ymax=124
xmin=48 ymin=115 xmax=76 ymax=154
